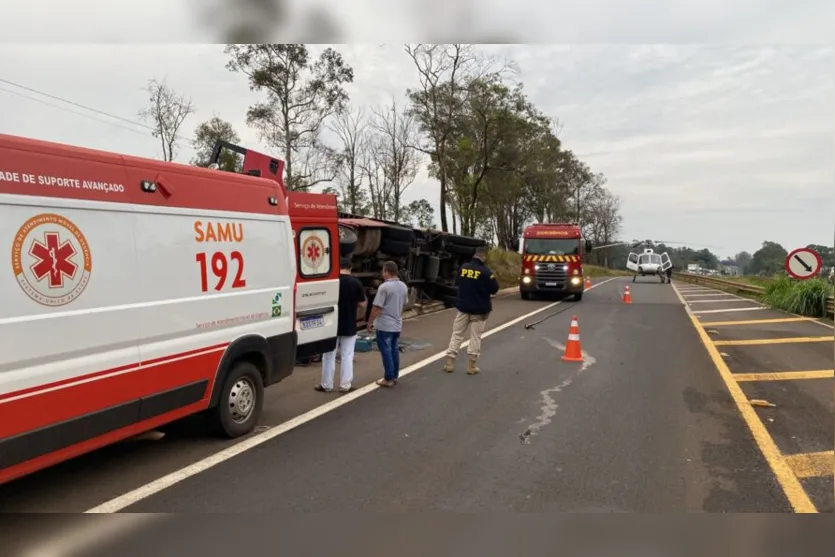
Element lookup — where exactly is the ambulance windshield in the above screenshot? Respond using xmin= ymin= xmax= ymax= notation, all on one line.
xmin=524 ymin=238 xmax=580 ymax=256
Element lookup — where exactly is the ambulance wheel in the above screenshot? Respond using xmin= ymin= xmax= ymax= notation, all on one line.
xmin=208 ymin=361 xmax=264 ymax=439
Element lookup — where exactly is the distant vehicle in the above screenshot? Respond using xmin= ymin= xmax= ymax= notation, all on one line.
xmin=627 ymin=248 xmax=672 ymax=282
xmin=592 ymin=238 xmax=720 ymax=283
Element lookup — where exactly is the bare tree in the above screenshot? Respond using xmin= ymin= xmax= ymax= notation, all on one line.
xmin=225 ymin=44 xmax=354 ymax=190
xmin=586 ymin=189 xmax=622 ymax=267
xmin=329 ymin=106 xmax=370 ymax=214
xmin=369 ymin=97 xmax=421 ymax=222
xmin=360 ymin=142 xmax=390 ymax=220
xmin=138 ymin=78 xmax=195 ymax=162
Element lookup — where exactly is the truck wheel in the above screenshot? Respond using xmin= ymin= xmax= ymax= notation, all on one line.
xmin=208 ymin=361 xmax=264 ymax=439
xmin=573 ymin=292 xmax=583 ymax=301
xmin=521 ymin=291 xmax=530 ymax=300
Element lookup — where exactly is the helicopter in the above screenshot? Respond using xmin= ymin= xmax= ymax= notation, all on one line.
xmin=591 ymin=239 xmax=718 ymax=283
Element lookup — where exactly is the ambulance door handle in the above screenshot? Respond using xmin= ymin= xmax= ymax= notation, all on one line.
xmin=154 ymin=174 xmax=175 ymax=199
xmin=140 ymin=174 xmax=175 ymax=199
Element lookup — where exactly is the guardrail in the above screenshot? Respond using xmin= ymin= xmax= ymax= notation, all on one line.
xmin=672 ymin=272 xmax=834 ymax=319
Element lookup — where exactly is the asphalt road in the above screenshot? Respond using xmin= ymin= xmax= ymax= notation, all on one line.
xmin=675 ymin=281 xmax=833 ymax=513
xmin=116 ymin=277 xmax=793 ymax=513
xmin=0 ymin=289 xmax=554 ymax=513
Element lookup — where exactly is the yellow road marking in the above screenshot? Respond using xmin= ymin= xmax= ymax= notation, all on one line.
xmin=784 ymin=451 xmax=834 ymax=479
xmin=671 ymin=283 xmax=817 ymax=512
xmin=734 ymin=370 xmax=834 ymax=382
xmin=701 ymin=317 xmax=812 ymax=327
xmin=713 ymin=336 xmax=832 ymax=346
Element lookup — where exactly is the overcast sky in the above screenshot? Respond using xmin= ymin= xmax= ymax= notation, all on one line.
xmin=1 ymin=3 xmax=833 ymax=258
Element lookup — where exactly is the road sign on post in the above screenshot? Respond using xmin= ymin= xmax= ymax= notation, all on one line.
xmin=785 ymin=247 xmax=822 ymax=280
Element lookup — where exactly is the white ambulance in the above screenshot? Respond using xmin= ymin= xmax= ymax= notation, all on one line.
xmin=0 ymin=133 xmax=339 ymax=484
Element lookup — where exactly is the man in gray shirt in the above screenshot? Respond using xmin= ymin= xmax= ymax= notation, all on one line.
xmin=367 ymin=261 xmax=408 ymax=387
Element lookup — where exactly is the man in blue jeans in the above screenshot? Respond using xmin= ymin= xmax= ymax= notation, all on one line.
xmin=367 ymin=260 xmax=408 ymax=388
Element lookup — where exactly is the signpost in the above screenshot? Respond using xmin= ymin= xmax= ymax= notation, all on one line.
xmin=785 ymin=247 xmax=822 ymax=280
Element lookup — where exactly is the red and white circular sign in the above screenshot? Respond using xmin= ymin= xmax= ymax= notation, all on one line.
xmin=785 ymin=247 xmax=821 ymax=280
xmin=12 ymin=213 xmax=93 ymax=306
xmin=301 ymin=234 xmax=326 ymax=271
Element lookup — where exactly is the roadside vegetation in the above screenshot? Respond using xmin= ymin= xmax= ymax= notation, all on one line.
xmin=763 ymin=276 xmax=832 ymax=318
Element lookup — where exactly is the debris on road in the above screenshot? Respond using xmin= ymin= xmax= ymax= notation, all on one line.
xmin=750 ymin=399 xmax=777 ymax=408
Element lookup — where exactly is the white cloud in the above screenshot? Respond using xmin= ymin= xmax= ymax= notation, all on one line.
xmin=0 ymin=7 xmax=833 ymax=258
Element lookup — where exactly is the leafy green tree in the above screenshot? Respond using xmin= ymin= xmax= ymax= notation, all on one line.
xmin=191 ymin=116 xmax=243 ymax=172
xmin=749 ymin=241 xmax=788 ymax=275
xmin=225 ymin=44 xmax=354 ymax=190
xmin=401 ymin=199 xmax=435 ymax=228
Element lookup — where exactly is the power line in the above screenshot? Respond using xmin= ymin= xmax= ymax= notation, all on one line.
xmin=0 ymin=77 xmax=196 ymax=145
xmin=0 ymin=77 xmax=156 ymax=132
xmin=0 ymin=85 xmax=153 ymax=138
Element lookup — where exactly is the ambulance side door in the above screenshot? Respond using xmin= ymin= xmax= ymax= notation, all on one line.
xmin=294 ymin=225 xmax=339 ymax=358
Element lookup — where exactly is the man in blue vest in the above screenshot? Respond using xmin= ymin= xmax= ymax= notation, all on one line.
xmin=443 ymin=246 xmax=500 ymax=374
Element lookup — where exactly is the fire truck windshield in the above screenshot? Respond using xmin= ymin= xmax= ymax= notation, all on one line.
xmin=524 ymin=238 xmax=580 ymax=255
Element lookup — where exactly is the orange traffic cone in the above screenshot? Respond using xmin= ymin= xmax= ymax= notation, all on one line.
xmin=584 ymin=276 xmax=592 ymax=289
xmin=622 ymin=286 xmax=633 ymax=304
xmin=561 ymin=315 xmax=584 ymax=362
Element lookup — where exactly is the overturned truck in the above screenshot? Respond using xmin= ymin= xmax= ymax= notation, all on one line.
xmin=337 ymin=213 xmax=488 ymax=326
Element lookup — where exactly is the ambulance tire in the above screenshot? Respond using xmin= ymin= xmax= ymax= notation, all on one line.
xmin=208 ymin=361 xmax=264 ymax=439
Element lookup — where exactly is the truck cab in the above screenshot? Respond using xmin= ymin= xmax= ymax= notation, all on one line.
xmin=518 ymin=223 xmax=589 ymax=301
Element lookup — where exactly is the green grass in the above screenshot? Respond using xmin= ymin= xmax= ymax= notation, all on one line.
xmin=485 ymin=248 xmax=629 ymax=289
xmin=724 ymin=275 xmax=775 ymax=288
xmin=763 ymin=276 xmax=831 ymax=317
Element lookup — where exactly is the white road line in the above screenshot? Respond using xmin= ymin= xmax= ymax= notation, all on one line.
xmin=687 ymin=299 xmax=761 ymax=304
xmin=682 ymin=293 xmax=739 ymax=298
xmin=693 ymin=307 xmax=767 ymax=315
xmin=679 ymin=284 xmax=833 ymax=329
xmin=85 ymin=277 xmax=619 ymax=513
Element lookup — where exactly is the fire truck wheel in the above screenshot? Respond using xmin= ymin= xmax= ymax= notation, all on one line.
xmin=521 ymin=291 xmax=531 ymax=300
xmin=573 ymin=292 xmax=583 ymax=301
xmin=208 ymin=361 xmax=265 ymax=439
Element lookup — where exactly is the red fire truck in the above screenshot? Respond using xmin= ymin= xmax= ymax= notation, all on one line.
xmin=518 ymin=223 xmax=591 ymax=301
